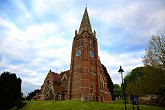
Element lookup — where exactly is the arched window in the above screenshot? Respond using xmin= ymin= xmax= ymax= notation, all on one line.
xmin=100 ymin=75 xmax=104 ymax=91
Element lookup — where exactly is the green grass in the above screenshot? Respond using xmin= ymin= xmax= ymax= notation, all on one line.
xmin=11 ymin=100 xmax=165 ymax=110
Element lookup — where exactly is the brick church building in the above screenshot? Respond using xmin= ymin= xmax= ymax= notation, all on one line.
xmin=37 ymin=7 xmax=112 ymax=102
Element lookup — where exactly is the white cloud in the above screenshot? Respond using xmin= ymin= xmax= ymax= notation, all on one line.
xmin=147 ymin=10 xmax=165 ymax=35
xmin=100 ymin=50 xmax=144 ymax=66
xmin=90 ymin=1 xmax=165 ymax=49
xmin=99 ymin=49 xmax=144 ymax=84
xmin=31 ymin=0 xmax=68 ymax=16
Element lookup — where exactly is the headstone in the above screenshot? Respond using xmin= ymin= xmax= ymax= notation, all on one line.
xmin=81 ymin=94 xmax=86 ymax=102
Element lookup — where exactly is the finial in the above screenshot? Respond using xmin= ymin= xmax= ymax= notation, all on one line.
xmin=75 ymin=30 xmax=77 ymax=35
xmin=94 ymin=30 xmax=96 ymax=37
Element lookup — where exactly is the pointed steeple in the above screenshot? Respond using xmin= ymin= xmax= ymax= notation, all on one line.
xmin=78 ymin=7 xmax=92 ymax=34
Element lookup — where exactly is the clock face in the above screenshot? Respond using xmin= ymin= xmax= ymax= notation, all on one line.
xmin=76 ymin=50 xmax=81 ymax=56
xmin=89 ymin=51 xmax=94 ymax=57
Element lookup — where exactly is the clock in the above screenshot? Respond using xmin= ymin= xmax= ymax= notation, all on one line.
xmin=89 ymin=51 xmax=94 ymax=57
xmin=76 ymin=50 xmax=81 ymax=56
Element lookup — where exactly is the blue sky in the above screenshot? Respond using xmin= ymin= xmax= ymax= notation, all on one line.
xmin=0 ymin=0 xmax=165 ymax=95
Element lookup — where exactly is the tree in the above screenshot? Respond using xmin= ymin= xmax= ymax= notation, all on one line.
xmin=124 ymin=66 xmax=165 ymax=96
xmin=0 ymin=71 xmax=22 ymax=109
xmin=102 ymin=64 xmax=114 ymax=99
xmin=142 ymin=66 xmax=165 ymax=95
xmin=26 ymin=89 xmax=40 ymax=100
xmin=113 ymin=84 xmax=122 ymax=100
xmin=143 ymin=35 xmax=165 ymax=70
xmin=141 ymin=35 xmax=165 ymax=96
xmin=124 ymin=67 xmax=145 ymax=95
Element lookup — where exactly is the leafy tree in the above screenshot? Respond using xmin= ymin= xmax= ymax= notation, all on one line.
xmin=124 ymin=67 xmax=144 ymax=95
xmin=26 ymin=89 xmax=40 ymax=100
xmin=0 ymin=71 xmax=22 ymax=109
xmin=124 ymin=66 xmax=165 ymax=96
xmin=113 ymin=84 xmax=122 ymax=100
xmin=142 ymin=66 xmax=165 ymax=95
xmin=143 ymin=35 xmax=165 ymax=70
xmin=142 ymin=35 xmax=165 ymax=95
xmin=102 ymin=64 xmax=114 ymax=99
xmin=124 ymin=67 xmax=144 ymax=84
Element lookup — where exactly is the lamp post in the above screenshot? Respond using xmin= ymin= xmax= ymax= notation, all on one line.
xmin=118 ymin=66 xmax=127 ymax=110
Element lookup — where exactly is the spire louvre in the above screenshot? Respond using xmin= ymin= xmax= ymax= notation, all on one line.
xmin=78 ymin=7 xmax=92 ymax=34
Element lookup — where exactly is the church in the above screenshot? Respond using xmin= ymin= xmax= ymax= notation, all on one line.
xmin=37 ymin=7 xmax=112 ymax=102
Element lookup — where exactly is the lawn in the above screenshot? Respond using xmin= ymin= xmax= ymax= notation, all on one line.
xmin=11 ymin=100 xmax=165 ymax=110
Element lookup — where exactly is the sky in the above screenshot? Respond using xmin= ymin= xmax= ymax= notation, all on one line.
xmin=0 ymin=0 xmax=165 ymax=96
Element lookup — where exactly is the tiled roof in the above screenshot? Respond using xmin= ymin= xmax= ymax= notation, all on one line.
xmin=51 ymin=72 xmax=61 ymax=82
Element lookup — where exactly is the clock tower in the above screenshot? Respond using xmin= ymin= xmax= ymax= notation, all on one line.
xmin=38 ymin=7 xmax=112 ymax=102
xmin=68 ymin=7 xmax=111 ymax=102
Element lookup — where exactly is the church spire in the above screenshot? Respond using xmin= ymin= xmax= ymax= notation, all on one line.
xmin=78 ymin=7 xmax=92 ymax=34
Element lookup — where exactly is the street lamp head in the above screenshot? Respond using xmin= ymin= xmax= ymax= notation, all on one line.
xmin=118 ymin=66 xmax=124 ymax=72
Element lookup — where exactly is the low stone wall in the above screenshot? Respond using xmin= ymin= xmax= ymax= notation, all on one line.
xmin=138 ymin=95 xmax=165 ymax=107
